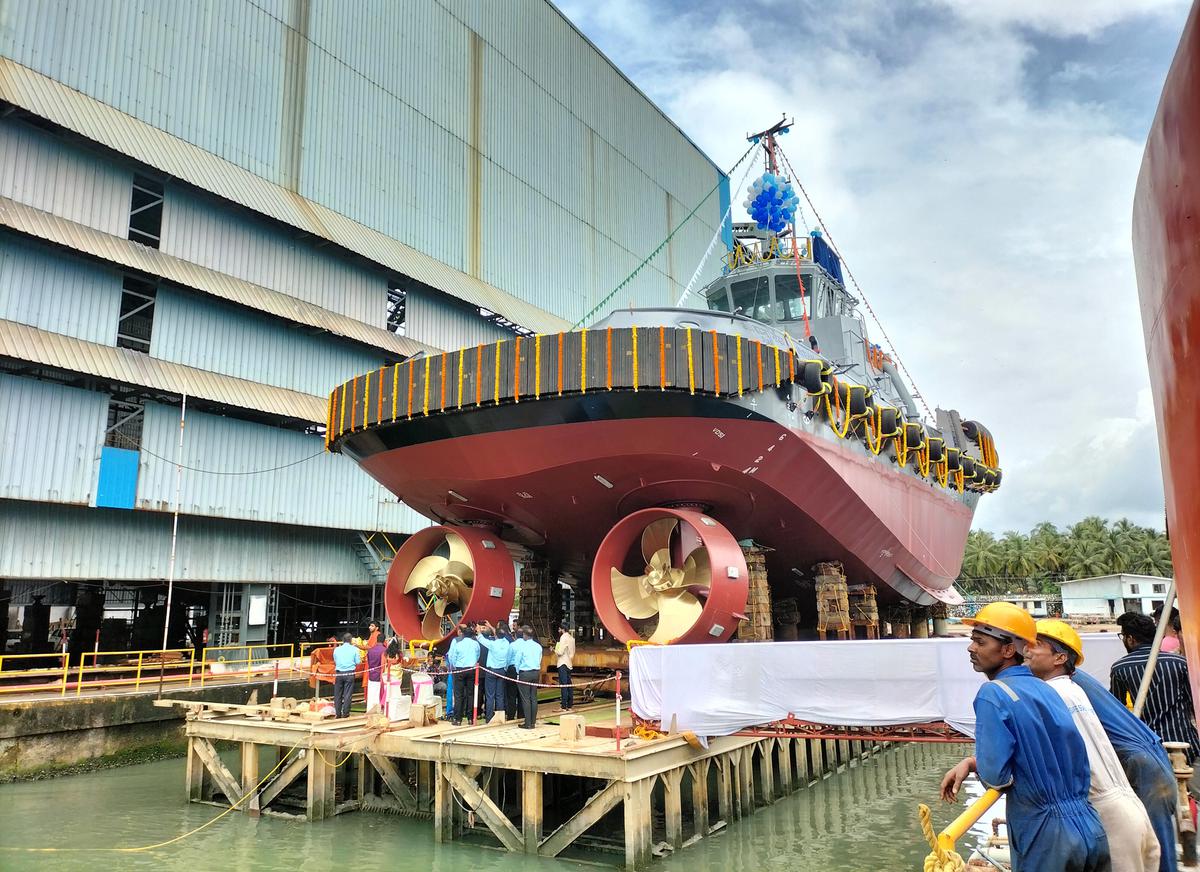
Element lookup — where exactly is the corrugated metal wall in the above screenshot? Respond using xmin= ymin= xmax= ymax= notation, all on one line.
xmin=0 ymin=118 xmax=131 ymax=236
xmin=0 ymin=500 xmax=375 ymax=583
xmin=0 ymin=374 xmax=106 ymax=504
xmin=159 ymin=185 xmax=389 ymax=327
xmin=0 ymin=1 xmax=724 ymax=327
xmin=405 ymin=288 xmax=514 ymax=350
xmin=0 ymin=235 xmax=123 ymax=344
xmin=151 ymin=287 xmax=386 ymax=397
xmin=136 ymin=400 xmax=423 ymax=533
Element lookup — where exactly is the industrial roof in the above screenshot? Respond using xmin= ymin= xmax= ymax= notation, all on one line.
xmin=0 ymin=57 xmax=573 ymax=337
xmin=0 ymin=319 xmax=326 ymax=422
xmin=0 ymin=197 xmax=438 ymax=360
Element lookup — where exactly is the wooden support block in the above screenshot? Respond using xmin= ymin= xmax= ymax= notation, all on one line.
xmin=522 ymin=769 xmax=543 ymax=853
xmin=776 ymin=739 xmax=793 ymax=794
xmin=434 ymin=763 xmax=454 ymax=843
xmin=410 ymin=703 xmax=431 ymax=727
xmin=241 ymin=742 xmax=260 ymax=816
xmin=623 ymin=777 xmax=652 ymax=871
xmin=662 ymin=768 xmax=685 ymax=849
xmin=689 ymin=760 xmax=709 ymax=839
xmin=538 ymin=779 xmax=624 ymax=857
xmin=558 ymin=714 xmax=586 ymax=742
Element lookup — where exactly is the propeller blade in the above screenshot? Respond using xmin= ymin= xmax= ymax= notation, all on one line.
xmin=404 ymin=556 xmax=449 ymax=594
xmin=680 ymin=549 xmax=712 ymax=589
xmin=649 ymin=547 xmax=672 ymax=575
xmin=446 ymin=532 xmax=473 ymax=569
xmin=611 ymin=568 xmax=659 ymax=619
xmin=421 ymin=607 xmax=445 ymax=640
xmin=649 ymin=590 xmax=703 ymax=643
xmin=641 ymin=519 xmax=678 ymax=565
xmin=443 ymin=560 xmax=474 ymax=583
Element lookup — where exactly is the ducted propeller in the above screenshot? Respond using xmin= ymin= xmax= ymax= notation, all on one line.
xmin=609 ymin=518 xmax=714 ymax=643
xmin=401 ymin=532 xmax=475 ymax=640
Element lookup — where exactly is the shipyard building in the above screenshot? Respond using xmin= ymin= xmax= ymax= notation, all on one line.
xmin=0 ymin=0 xmax=727 ymax=655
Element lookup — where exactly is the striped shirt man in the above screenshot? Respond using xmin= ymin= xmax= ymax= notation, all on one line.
xmin=1110 ymin=644 xmax=1200 ymax=762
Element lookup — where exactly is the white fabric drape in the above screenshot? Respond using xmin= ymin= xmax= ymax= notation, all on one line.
xmin=629 ymin=634 xmax=1127 ymax=738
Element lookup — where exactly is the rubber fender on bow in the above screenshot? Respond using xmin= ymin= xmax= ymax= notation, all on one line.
xmin=960 ymin=455 xmax=977 ymax=480
xmin=946 ymin=447 xmax=961 ymax=471
xmin=877 ymin=406 xmax=900 ymax=437
xmin=836 ymin=382 xmax=869 ymax=416
xmin=925 ymin=430 xmax=946 ymax=463
xmin=902 ymin=421 xmax=925 ymax=450
xmin=800 ymin=360 xmax=826 ymax=395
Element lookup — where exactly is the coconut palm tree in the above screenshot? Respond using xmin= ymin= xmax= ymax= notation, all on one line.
xmin=1127 ymin=534 xmax=1173 ymax=577
xmin=1000 ymin=532 xmax=1036 ymax=583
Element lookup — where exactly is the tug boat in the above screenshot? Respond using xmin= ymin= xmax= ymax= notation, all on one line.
xmin=328 ymin=121 xmax=1001 ymax=647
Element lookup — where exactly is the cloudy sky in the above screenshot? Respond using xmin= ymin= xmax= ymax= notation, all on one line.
xmin=558 ymin=0 xmax=1191 ymax=535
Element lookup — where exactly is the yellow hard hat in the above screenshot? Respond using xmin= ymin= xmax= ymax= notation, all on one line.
xmin=1035 ymin=619 xmax=1084 ymax=665
xmin=962 ymin=601 xmax=1037 ymax=644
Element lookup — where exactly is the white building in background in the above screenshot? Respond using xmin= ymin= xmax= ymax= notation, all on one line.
xmin=0 ymin=0 xmax=728 ymax=654
xmin=1058 ymin=575 xmax=1172 ymax=619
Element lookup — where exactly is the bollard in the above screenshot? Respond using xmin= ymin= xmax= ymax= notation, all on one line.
xmin=472 ymin=665 xmax=480 ymax=725
xmin=615 ymin=671 xmax=622 ymax=753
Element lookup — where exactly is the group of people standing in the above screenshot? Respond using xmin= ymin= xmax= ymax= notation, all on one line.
xmin=942 ymin=603 xmax=1197 ymax=871
xmin=444 ymin=621 xmax=575 ymax=729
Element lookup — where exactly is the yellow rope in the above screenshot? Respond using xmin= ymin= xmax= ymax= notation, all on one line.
xmin=918 ymin=803 xmax=966 ymax=872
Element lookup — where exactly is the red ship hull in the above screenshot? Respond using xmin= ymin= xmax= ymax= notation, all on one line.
xmin=1134 ymin=3 xmax=1200 ymax=711
xmin=353 ymin=396 xmax=971 ymax=605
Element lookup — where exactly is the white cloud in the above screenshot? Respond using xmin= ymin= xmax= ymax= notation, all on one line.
xmin=934 ymin=0 xmax=1190 ymax=37
xmin=558 ymin=0 xmax=1186 ymax=533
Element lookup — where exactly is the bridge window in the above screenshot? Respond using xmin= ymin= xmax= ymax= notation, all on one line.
xmin=706 ymin=286 xmax=732 ymax=313
xmin=731 ymin=276 xmax=771 ymax=322
xmin=774 ymin=273 xmax=812 ymax=321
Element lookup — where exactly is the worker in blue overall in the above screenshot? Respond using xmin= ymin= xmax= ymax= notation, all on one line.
xmin=940 ymin=602 xmax=1111 ymax=871
xmin=1072 ymin=667 xmax=1178 ymax=872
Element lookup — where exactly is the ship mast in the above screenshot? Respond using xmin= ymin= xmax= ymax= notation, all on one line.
xmin=747 ymin=115 xmax=793 ymax=176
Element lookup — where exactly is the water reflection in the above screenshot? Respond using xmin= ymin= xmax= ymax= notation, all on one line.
xmin=656 ymin=742 xmax=975 ymax=872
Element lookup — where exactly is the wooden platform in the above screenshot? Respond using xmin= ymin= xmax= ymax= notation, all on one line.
xmin=167 ymin=698 xmax=885 ymax=869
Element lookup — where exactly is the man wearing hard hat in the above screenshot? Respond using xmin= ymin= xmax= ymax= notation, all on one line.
xmin=1027 ymin=620 xmax=1161 ymax=872
xmin=940 ymin=602 xmax=1110 ymax=871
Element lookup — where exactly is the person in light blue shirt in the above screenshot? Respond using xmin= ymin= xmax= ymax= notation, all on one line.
xmin=478 ymin=620 xmax=511 ymax=722
xmin=332 ymin=633 xmax=361 ymax=719
xmin=511 ymin=625 xmax=543 ymax=729
xmin=445 ymin=625 xmax=481 ymax=726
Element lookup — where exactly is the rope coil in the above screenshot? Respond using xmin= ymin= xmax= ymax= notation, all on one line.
xmin=919 ymin=803 xmax=967 ymax=872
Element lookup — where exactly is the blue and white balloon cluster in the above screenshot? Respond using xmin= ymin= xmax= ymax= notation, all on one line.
xmin=744 ymin=172 xmax=799 ymax=235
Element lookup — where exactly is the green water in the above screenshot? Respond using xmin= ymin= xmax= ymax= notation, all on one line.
xmin=0 ymin=743 xmax=987 ymax=871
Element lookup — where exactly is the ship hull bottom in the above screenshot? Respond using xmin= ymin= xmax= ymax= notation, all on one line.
xmin=355 ymin=404 xmax=971 ymax=607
